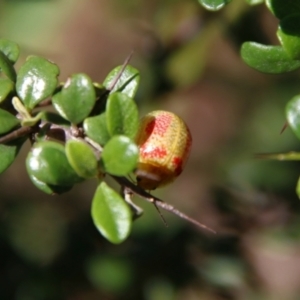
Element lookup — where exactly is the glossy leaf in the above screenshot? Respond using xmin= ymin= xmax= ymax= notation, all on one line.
xmin=0 ymin=108 xmax=19 ymax=134
xmin=0 ymin=138 xmax=25 ymax=174
xmin=241 ymin=42 xmax=300 ymax=73
xmin=101 ymin=135 xmax=138 ymax=176
xmin=266 ymin=0 xmax=300 ymax=19
xmin=28 ymin=173 xmax=72 ymax=195
xmin=83 ymin=113 xmax=110 ymax=146
xmin=286 ymin=94 xmax=300 ymax=140
xmin=277 ymin=14 xmax=300 ymax=60
xmin=91 ymin=182 xmax=132 ymax=244
xmin=26 ymin=141 xmax=83 ymax=186
xmin=0 ymin=78 xmax=14 ymax=103
xmin=198 ymin=0 xmax=231 ymax=11
xmin=106 ymin=92 xmax=139 ymax=139
xmin=65 ymin=139 xmax=98 ymax=178
xmin=16 ymin=56 xmax=59 ymax=109
xmin=0 ymin=39 xmax=20 ymax=63
xmin=0 ymin=51 xmax=16 ymax=81
xmin=103 ymin=65 xmax=140 ymax=98
xmin=52 ymin=73 xmax=96 ymax=124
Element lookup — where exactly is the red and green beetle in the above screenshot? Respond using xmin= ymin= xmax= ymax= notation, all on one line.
xmin=135 ymin=110 xmax=192 ymax=190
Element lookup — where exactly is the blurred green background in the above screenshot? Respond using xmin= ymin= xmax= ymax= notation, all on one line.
xmin=1 ymin=0 xmax=300 ymax=299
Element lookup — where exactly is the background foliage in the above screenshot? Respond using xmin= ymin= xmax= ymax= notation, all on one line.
xmin=1 ymin=0 xmax=300 ymax=299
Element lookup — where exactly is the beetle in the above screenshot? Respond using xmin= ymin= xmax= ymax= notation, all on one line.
xmin=135 ymin=110 xmax=192 ymax=190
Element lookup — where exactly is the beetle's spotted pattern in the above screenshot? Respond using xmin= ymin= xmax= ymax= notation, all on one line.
xmin=135 ymin=110 xmax=192 ymax=190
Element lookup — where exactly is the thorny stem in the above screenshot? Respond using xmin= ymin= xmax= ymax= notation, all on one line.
xmin=107 ymin=51 xmax=134 ymax=91
xmin=0 ymin=53 xmax=215 ymax=235
xmin=112 ymin=175 xmax=216 ymax=234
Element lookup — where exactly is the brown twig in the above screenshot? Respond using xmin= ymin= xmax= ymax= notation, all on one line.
xmin=111 ymin=175 xmax=216 ymax=234
xmin=0 ymin=126 xmax=34 ymax=144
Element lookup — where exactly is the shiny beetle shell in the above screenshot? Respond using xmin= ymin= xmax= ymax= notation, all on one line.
xmin=135 ymin=110 xmax=192 ymax=190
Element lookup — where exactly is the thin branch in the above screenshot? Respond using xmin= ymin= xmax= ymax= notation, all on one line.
xmin=0 ymin=126 xmax=34 ymax=144
xmin=111 ymin=175 xmax=216 ymax=234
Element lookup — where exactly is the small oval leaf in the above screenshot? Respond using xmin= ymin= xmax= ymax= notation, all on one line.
xmin=0 ymin=39 xmax=20 ymax=63
xmin=103 ymin=65 xmax=140 ymax=98
xmin=106 ymin=92 xmax=139 ymax=139
xmin=16 ymin=56 xmax=59 ymax=109
xmin=0 ymin=138 xmax=25 ymax=174
xmin=0 ymin=51 xmax=16 ymax=81
xmin=101 ymin=135 xmax=138 ymax=176
xmin=52 ymin=73 xmax=96 ymax=124
xmin=91 ymin=182 xmax=132 ymax=244
xmin=277 ymin=14 xmax=300 ymax=60
xmin=0 ymin=78 xmax=14 ymax=103
xmin=198 ymin=0 xmax=231 ymax=11
xmin=26 ymin=141 xmax=83 ymax=186
xmin=241 ymin=42 xmax=300 ymax=73
xmin=83 ymin=113 xmax=110 ymax=146
xmin=286 ymin=94 xmax=300 ymax=140
xmin=0 ymin=108 xmax=19 ymax=134
xmin=28 ymin=173 xmax=72 ymax=195
xmin=65 ymin=139 xmax=98 ymax=178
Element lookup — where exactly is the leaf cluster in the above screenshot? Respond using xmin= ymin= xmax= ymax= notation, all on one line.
xmin=0 ymin=39 xmax=140 ymax=244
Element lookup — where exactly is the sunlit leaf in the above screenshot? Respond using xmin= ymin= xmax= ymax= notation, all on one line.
xmin=91 ymin=182 xmax=132 ymax=244
xmin=26 ymin=141 xmax=83 ymax=186
xmin=83 ymin=113 xmax=110 ymax=146
xmin=241 ymin=42 xmax=300 ymax=73
xmin=52 ymin=73 xmax=96 ymax=124
xmin=16 ymin=56 xmax=59 ymax=109
xmin=103 ymin=65 xmax=140 ymax=98
xmin=65 ymin=139 xmax=98 ymax=178
xmin=101 ymin=135 xmax=138 ymax=176
xmin=106 ymin=92 xmax=139 ymax=139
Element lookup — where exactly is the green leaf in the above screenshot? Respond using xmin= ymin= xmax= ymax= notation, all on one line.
xmin=103 ymin=65 xmax=140 ymax=98
xmin=241 ymin=42 xmax=300 ymax=73
xmin=65 ymin=139 xmax=98 ymax=178
xmin=26 ymin=141 xmax=83 ymax=186
xmin=106 ymin=92 xmax=139 ymax=139
xmin=0 ymin=39 xmax=20 ymax=63
xmin=16 ymin=56 xmax=59 ymax=110
xmin=277 ymin=14 xmax=300 ymax=60
xmin=0 ymin=108 xmax=19 ymax=134
xmin=0 ymin=138 xmax=25 ymax=174
xmin=286 ymin=94 xmax=300 ymax=140
xmin=245 ymin=0 xmax=264 ymax=5
xmin=83 ymin=113 xmax=110 ymax=146
xmin=0 ymin=78 xmax=14 ymax=103
xmin=91 ymin=182 xmax=132 ymax=244
xmin=296 ymin=176 xmax=300 ymax=199
xmin=28 ymin=173 xmax=72 ymax=195
xmin=41 ymin=111 xmax=71 ymax=126
xmin=101 ymin=135 xmax=138 ymax=176
xmin=198 ymin=0 xmax=232 ymax=11
xmin=52 ymin=73 xmax=96 ymax=124
xmin=266 ymin=0 xmax=300 ymax=19
xmin=0 ymin=51 xmax=16 ymax=81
